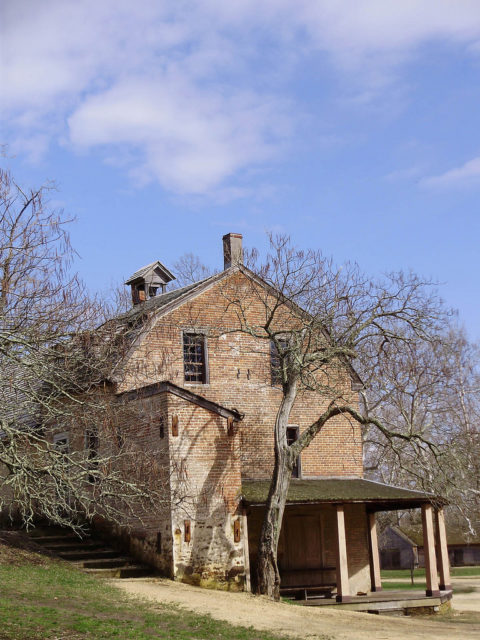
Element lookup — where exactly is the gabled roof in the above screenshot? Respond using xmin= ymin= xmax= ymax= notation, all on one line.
xmin=388 ymin=525 xmax=420 ymax=547
xmin=109 ymin=262 xmax=365 ymax=391
xmin=108 ymin=264 xmax=364 ymax=389
xmin=395 ymin=521 xmax=480 ymax=547
xmin=118 ymin=380 xmax=244 ymax=421
xmin=125 ymin=260 xmax=175 ymax=285
xmin=115 ymin=271 xmax=221 ymax=323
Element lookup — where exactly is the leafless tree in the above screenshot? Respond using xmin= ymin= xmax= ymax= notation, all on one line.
xmin=363 ymin=327 xmax=480 ymax=534
xmin=216 ymin=234 xmax=451 ymax=598
xmin=172 ymin=252 xmax=214 ymax=287
xmin=0 ymin=169 xmax=178 ymax=533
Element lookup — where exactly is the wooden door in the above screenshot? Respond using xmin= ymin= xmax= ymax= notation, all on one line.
xmin=279 ymin=514 xmax=324 ymax=586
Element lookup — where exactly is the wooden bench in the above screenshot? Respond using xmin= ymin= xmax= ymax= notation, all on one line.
xmin=280 ymin=584 xmax=336 ymax=600
xmin=280 ymin=567 xmax=336 ymax=601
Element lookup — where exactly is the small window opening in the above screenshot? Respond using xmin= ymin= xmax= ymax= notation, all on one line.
xmin=85 ymin=429 xmax=99 ymax=483
xmin=171 ymin=415 xmax=179 ymax=437
xmin=287 ymin=426 xmax=301 ymax=478
xmin=156 ymin=532 xmax=162 ymax=554
xmin=53 ymin=433 xmax=69 ymax=453
xmin=234 ymin=519 xmax=241 ymax=543
xmin=184 ymin=520 xmax=191 ymax=543
xmin=135 ymin=284 xmax=146 ymax=303
xmin=116 ymin=429 xmax=125 ymax=450
xmin=158 ymin=415 xmax=165 ymax=439
xmin=183 ymin=333 xmax=207 ymax=383
xmin=149 ymin=286 xmax=158 ymax=297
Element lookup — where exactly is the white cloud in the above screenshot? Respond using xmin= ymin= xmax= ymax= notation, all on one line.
xmin=3 ymin=0 xmax=480 ymax=195
xmin=384 ymin=164 xmax=426 ymax=183
xmin=420 ymin=157 xmax=480 ymax=189
xmin=68 ymin=77 xmax=290 ymax=193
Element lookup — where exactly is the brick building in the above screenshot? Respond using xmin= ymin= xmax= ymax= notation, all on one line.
xmin=66 ymin=233 xmax=452 ymax=601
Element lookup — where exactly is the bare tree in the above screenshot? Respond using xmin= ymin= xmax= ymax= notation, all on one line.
xmin=0 ymin=169 xmax=176 ymax=533
xmin=364 ymin=327 xmax=480 ymax=533
xmin=216 ymin=235 xmax=450 ymax=598
xmin=172 ymin=252 xmax=214 ymax=287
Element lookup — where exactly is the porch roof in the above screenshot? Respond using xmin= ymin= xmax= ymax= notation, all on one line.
xmin=241 ymin=478 xmax=439 ymax=511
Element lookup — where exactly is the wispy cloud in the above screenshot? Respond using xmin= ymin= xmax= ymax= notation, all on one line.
xmin=384 ymin=164 xmax=426 ymax=183
xmin=3 ymin=0 xmax=480 ymax=196
xmin=420 ymin=157 xmax=480 ymax=189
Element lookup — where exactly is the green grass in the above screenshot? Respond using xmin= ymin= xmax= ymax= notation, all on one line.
xmin=381 ymin=581 xmax=426 ymax=591
xmin=381 ymin=568 xmax=426 ymax=580
xmin=451 ymin=566 xmax=480 ymax=577
xmin=381 ymin=566 xmax=480 ymax=580
xmin=0 ymin=562 xmax=294 ymax=640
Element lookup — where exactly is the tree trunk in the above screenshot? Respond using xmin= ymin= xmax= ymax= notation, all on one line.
xmin=255 ymin=380 xmax=297 ymax=599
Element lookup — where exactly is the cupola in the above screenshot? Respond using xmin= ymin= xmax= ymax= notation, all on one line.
xmin=125 ymin=261 xmax=175 ymax=305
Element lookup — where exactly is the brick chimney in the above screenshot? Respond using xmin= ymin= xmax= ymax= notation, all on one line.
xmin=222 ymin=233 xmax=243 ymax=270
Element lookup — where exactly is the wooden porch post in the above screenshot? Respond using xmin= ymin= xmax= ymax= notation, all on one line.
xmin=435 ymin=508 xmax=451 ymax=591
xmin=242 ymin=508 xmax=251 ymax=592
xmin=368 ymin=512 xmax=382 ymax=592
xmin=421 ymin=503 xmax=440 ymax=597
xmin=334 ymin=504 xmax=351 ymax=602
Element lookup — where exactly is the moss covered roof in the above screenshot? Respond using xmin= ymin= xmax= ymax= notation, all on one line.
xmin=241 ymin=478 xmax=436 ymax=510
xmin=395 ymin=522 xmax=480 ymax=547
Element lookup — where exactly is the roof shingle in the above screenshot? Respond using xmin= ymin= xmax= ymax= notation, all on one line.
xmin=241 ymin=478 xmax=436 ymax=510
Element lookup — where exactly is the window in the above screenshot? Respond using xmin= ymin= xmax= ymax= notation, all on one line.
xmin=158 ymin=415 xmax=165 ymax=439
xmin=115 ymin=428 xmax=125 ymax=450
xmin=287 ymin=426 xmax=301 ymax=478
xmin=270 ymin=337 xmax=288 ymax=386
xmin=453 ymin=549 xmax=464 ymax=566
xmin=85 ymin=429 xmax=99 ymax=483
xmin=53 ymin=433 xmax=69 ymax=453
xmin=133 ymin=284 xmax=146 ymax=304
xmin=183 ymin=333 xmax=207 ymax=383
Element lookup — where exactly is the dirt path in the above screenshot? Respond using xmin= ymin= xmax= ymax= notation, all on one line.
xmin=112 ymin=577 xmax=480 ymax=640
xmin=448 ymin=577 xmax=480 ymax=612
xmin=381 ymin=576 xmax=480 ymax=613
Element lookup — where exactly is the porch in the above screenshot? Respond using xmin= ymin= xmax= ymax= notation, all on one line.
xmin=241 ymin=478 xmax=452 ymax=612
xmin=301 ymin=588 xmax=453 ymax=615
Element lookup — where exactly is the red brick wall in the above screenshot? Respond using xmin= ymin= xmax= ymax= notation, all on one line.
xmin=117 ymin=271 xmax=364 ymax=480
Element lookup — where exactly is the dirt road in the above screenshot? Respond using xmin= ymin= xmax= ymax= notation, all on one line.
xmin=112 ymin=577 xmax=480 ymax=640
xmin=448 ymin=576 xmax=480 ymax=613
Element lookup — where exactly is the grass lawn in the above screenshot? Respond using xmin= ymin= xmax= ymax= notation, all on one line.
xmin=381 ymin=566 xmax=480 ymax=580
xmin=381 ymin=580 xmax=426 ymax=590
xmin=381 ymin=581 xmax=475 ymax=593
xmin=381 ymin=566 xmax=480 ymax=591
xmin=0 ymin=561 xmax=292 ymax=640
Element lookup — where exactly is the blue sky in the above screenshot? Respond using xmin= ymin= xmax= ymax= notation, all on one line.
xmin=2 ymin=1 xmax=480 ymax=339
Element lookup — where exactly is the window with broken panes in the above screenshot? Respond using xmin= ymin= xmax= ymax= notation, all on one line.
xmin=183 ymin=333 xmax=207 ymax=383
